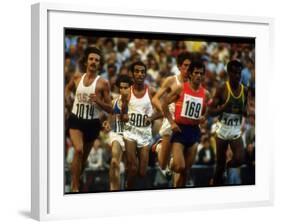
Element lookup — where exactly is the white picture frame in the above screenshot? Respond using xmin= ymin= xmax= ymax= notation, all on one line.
xmin=31 ymin=2 xmax=274 ymax=221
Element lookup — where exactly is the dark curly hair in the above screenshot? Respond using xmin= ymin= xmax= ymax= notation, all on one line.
xmin=79 ymin=47 xmax=103 ymax=72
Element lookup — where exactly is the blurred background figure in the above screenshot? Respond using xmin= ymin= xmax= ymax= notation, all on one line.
xmin=197 ymin=135 xmax=215 ymax=166
xmin=87 ymin=138 xmax=107 ymax=171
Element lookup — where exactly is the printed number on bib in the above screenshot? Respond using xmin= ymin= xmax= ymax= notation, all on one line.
xmin=130 ymin=113 xmax=149 ymax=127
xmin=221 ymin=113 xmax=241 ymax=126
xmin=181 ymin=94 xmax=203 ymax=119
xmin=76 ymin=103 xmax=95 ymax=119
xmin=115 ymin=120 xmax=124 ymax=133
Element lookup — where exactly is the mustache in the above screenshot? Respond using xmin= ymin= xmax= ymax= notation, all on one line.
xmin=89 ymin=63 xmax=98 ymax=69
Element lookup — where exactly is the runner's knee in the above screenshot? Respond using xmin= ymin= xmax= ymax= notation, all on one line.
xmin=74 ymin=143 xmax=83 ymax=154
xmin=111 ymin=158 xmax=120 ymax=170
xmin=173 ymin=163 xmax=185 ymax=173
xmin=127 ymin=163 xmax=137 ymax=176
xmin=139 ymin=167 xmax=147 ymax=177
xmin=158 ymin=161 xmax=166 ymax=170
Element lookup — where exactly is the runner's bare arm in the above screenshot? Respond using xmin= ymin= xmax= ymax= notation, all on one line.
xmin=162 ymin=89 xmax=182 ymax=132
xmin=243 ymin=86 xmax=249 ymax=117
xmin=199 ymin=90 xmax=211 ymax=122
xmin=65 ymin=73 xmax=81 ymax=104
xmin=120 ymin=95 xmax=129 ymax=122
xmin=91 ymin=79 xmax=113 ymax=114
xmin=151 ymin=76 xmax=174 ymax=114
xmin=207 ymin=84 xmax=229 ymax=116
xmin=144 ymin=87 xmax=164 ymax=126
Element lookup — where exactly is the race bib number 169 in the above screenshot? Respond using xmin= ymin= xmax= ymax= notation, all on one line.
xmin=180 ymin=94 xmax=203 ymax=120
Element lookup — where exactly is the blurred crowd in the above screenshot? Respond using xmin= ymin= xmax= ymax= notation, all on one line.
xmin=64 ymin=34 xmax=255 ymax=189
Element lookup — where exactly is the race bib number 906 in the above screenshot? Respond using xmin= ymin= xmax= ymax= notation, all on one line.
xmin=180 ymin=94 xmax=203 ymax=120
xmin=129 ymin=113 xmax=148 ymax=127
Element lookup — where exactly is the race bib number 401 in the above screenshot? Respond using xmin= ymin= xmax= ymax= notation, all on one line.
xmin=180 ymin=94 xmax=203 ymax=120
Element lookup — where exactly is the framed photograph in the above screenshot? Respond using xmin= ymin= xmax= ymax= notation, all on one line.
xmin=31 ymin=2 xmax=274 ymax=221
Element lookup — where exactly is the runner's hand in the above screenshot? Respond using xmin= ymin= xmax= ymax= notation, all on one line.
xmin=171 ymin=122 xmax=181 ymax=133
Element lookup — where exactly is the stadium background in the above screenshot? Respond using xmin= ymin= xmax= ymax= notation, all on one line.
xmin=64 ymin=30 xmax=255 ymax=193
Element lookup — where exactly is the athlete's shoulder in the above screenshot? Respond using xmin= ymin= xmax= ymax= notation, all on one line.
xmin=112 ymin=94 xmax=121 ymax=102
xmin=162 ymin=75 xmax=178 ymax=87
xmin=73 ymin=71 xmax=82 ymax=77
xmin=97 ymin=76 xmax=110 ymax=88
xmin=112 ymin=96 xmax=121 ymax=111
xmin=203 ymin=88 xmax=211 ymax=102
xmin=97 ymin=76 xmax=108 ymax=84
xmin=217 ymin=81 xmax=227 ymax=92
xmin=167 ymin=75 xmax=178 ymax=82
xmin=147 ymin=85 xmax=156 ymax=98
xmin=72 ymin=72 xmax=83 ymax=81
xmin=211 ymin=82 xmax=227 ymax=102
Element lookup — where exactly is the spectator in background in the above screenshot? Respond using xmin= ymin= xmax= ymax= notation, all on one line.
xmin=85 ymin=138 xmax=110 ymax=192
xmin=217 ymin=43 xmax=230 ymax=65
xmin=207 ymin=52 xmax=226 ymax=81
xmin=67 ymin=36 xmax=88 ymax=72
xmin=116 ymin=38 xmax=131 ymax=66
xmin=243 ymin=112 xmax=255 ymax=184
xmin=225 ymin=146 xmax=241 ymax=185
xmin=119 ymin=65 xmax=130 ymax=77
xmin=103 ymin=38 xmax=115 ymax=54
xmin=76 ymin=36 xmax=88 ymax=59
xmin=68 ymin=44 xmax=78 ymax=69
xmin=241 ymin=44 xmax=254 ymax=63
xmin=64 ymin=52 xmax=76 ymax=84
xmin=105 ymin=50 xmax=120 ymax=72
xmin=88 ymin=138 xmax=105 ymax=171
xmin=137 ymin=39 xmax=151 ymax=61
xmin=241 ymin=57 xmax=254 ymax=87
xmin=147 ymin=55 xmax=160 ymax=83
xmin=65 ymin=137 xmax=75 ymax=167
xmin=65 ymin=35 xmax=76 ymax=53
xmin=171 ymin=41 xmax=187 ymax=56
xmin=101 ymin=63 xmax=119 ymax=97
xmin=244 ymin=112 xmax=255 ymax=167
xmin=197 ymin=135 xmax=215 ymax=166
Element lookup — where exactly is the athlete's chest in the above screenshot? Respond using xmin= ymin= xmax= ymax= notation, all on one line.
xmin=132 ymin=88 xmax=146 ymax=98
xmin=179 ymin=84 xmax=205 ymax=101
xmin=128 ymin=94 xmax=152 ymax=114
xmin=222 ymin=85 xmax=244 ymax=112
xmin=225 ymin=98 xmax=244 ymax=114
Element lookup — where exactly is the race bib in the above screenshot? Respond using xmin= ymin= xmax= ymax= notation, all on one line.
xmin=220 ymin=113 xmax=241 ymax=126
xmin=129 ymin=113 xmax=149 ymax=127
xmin=180 ymin=94 xmax=203 ymax=120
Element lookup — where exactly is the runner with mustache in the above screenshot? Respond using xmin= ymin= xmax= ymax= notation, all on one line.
xmin=65 ymin=47 xmax=112 ymax=192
